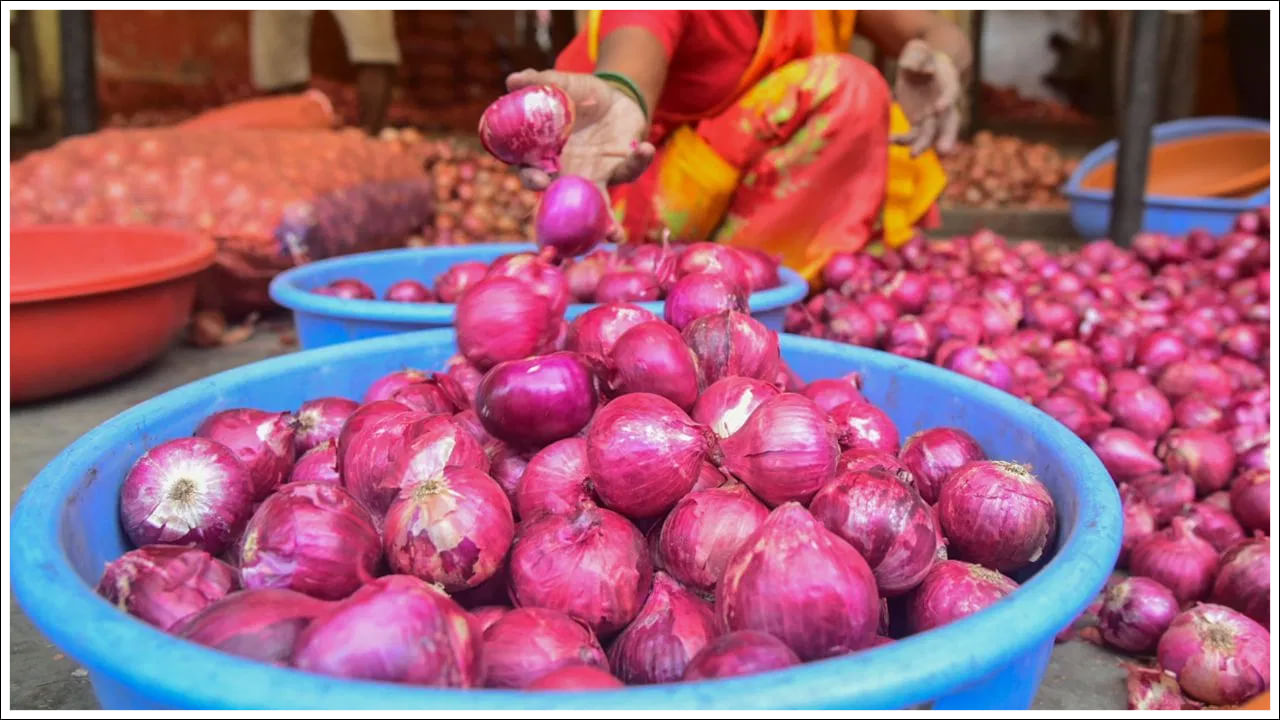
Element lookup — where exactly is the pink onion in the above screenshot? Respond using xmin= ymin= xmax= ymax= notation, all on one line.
xmin=655 ymin=482 xmax=769 ymax=594
xmin=1129 ymin=517 xmax=1219 ymax=604
xmin=586 ymin=393 xmax=711 ymax=519
xmin=720 ymin=393 xmax=839 ymax=507
xmin=293 ymin=574 xmax=483 ymax=686
xmin=933 ymin=305 xmax=984 ymax=346
xmin=384 ymin=279 xmax=434 ymax=303
xmin=97 ymin=545 xmax=238 ymax=631
xmin=1044 ymin=340 xmax=1096 ymax=374
xmin=1219 ymin=323 xmax=1264 ymax=361
xmin=194 ymin=408 xmax=296 ymax=501
xmin=828 ymin=400 xmax=901 ymax=455
xmin=238 ymin=482 xmax=381 ymax=600
xmin=1174 ymin=395 xmax=1227 ymax=431
xmin=608 ymin=572 xmax=719 ymax=684
xmin=1106 ymin=383 xmax=1173 ymax=440
xmin=800 ymin=374 xmax=865 ymax=415
xmin=838 ymin=448 xmax=915 ymax=483
xmin=682 ymin=311 xmax=780 ymax=388
xmin=861 ymin=294 xmax=900 ymax=338
xmin=883 ymin=270 xmax=929 ymax=314
xmin=434 ymin=260 xmax=489 ymax=304
xmin=119 ymin=437 xmax=254 ymax=555
xmin=1096 ymin=576 xmax=1179 ymax=654
xmin=564 ymin=251 xmax=614 ymax=301
xmin=1229 ymin=469 xmax=1269 ymax=533
xmin=390 ymin=382 xmax=456 ymax=416
xmin=527 ymin=664 xmax=624 ymax=690
xmin=885 ymin=315 xmax=936 ymax=359
xmin=619 ymin=243 xmax=680 ymax=289
xmin=737 ymin=248 xmax=781 ymax=291
xmin=1090 ymin=428 xmax=1162 ymax=481
xmin=938 ymin=461 xmax=1056 ymax=572
xmin=717 ymin=503 xmax=880 ymax=660
xmin=821 ymin=252 xmax=873 ymax=290
xmin=509 ymin=503 xmax=653 ymax=636
xmin=676 ymin=243 xmax=751 ymax=292
xmin=481 ymin=607 xmax=608 ymax=688
xmin=486 ymin=252 xmax=571 ymax=318
xmin=1212 ymin=538 xmax=1269 ymax=627
xmin=1157 ymin=603 xmax=1270 ymax=706
xmin=1135 ymin=330 xmax=1188 ymax=374
xmin=1119 ymin=487 xmax=1158 ymax=568
xmin=682 ymin=630 xmax=800 ymax=681
xmin=288 ymin=439 xmax=341 ymax=485
xmin=444 ymin=356 xmax=485 ymax=408
xmin=898 ymin=427 xmax=985 ymax=505
xmin=478 ymin=84 xmax=574 ymax=172
xmin=515 ymin=438 xmax=595 ymax=520
xmin=174 ymin=588 xmax=331 ymax=665
xmin=664 ymin=273 xmax=748 ymax=331
xmin=594 ymin=270 xmax=660 ymax=302
xmin=535 ymin=174 xmax=611 ymax=258
xmin=1056 ymin=364 xmax=1109 ymax=407
xmin=384 ymin=466 xmax=514 ymax=592
xmin=607 ymin=321 xmax=700 ymax=411
xmin=471 ymin=605 xmax=509 ymax=634
xmin=295 ymin=397 xmax=359 ymax=454
xmin=810 ymin=468 xmax=940 ymax=595
xmin=1127 ymin=472 xmax=1195 ymax=524
xmin=566 ymin=302 xmax=658 ymax=361
xmin=369 ymin=414 xmax=489 ymax=517
xmin=907 ymin=560 xmax=1019 ymax=633
xmin=1179 ymin=501 xmax=1245 ymax=553
xmin=1158 ymin=429 xmax=1236 ymax=495
xmin=319 ymin=278 xmax=375 ymax=299
xmin=476 ymin=351 xmax=598 ymax=449
xmin=693 ymin=377 xmax=781 ymax=439
xmin=1025 ymin=296 xmax=1078 ymax=340
xmin=363 ymin=369 xmax=430 ymax=403
xmin=942 ymin=345 xmax=1014 ymax=392
xmin=1037 ymin=391 xmax=1112 ymax=442
xmin=1157 ymin=361 xmax=1233 ymax=405
xmin=488 ymin=444 xmax=529 ymax=508
xmin=456 ymin=277 xmax=554 ymax=370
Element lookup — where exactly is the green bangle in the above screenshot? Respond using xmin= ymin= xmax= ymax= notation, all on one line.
xmin=594 ymin=71 xmax=649 ymax=122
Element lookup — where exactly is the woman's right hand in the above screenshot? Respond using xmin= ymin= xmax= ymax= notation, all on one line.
xmin=505 ymin=69 xmax=656 ymax=192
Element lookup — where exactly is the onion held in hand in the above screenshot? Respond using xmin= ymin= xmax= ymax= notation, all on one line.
xmin=1096 ymin=576 xmax=1179 ymax=654
xmin=97 ymin=545 xmax=238 ymax=631
xmin=195 ymin=408 xmax=296 ymax=501
xmin=720 ymin=394 xmax=839 ymax=507
xmin=937 ymin=461 xmax=1056 ymax=572
xmin=478 ymin=84 xmax=574 ymax=172
xmin=898 ymin=427 xmax=985 ymax=505
xmin=174 ymin=588 xmax=331 ymax=665
xmin=1156 ymin=604 xmax=1270 ymax=706
xmin=609 ymin=572 xmax=719 ymax=684
xmin=682 ymin=630 xmax=800 ymax=681
xmin=476 ymin=352 xmax=598 ymax=449
xmin=535 ymin=174 xmax=611 ymax=258
xmin=481 ymin=607 xmax=608 ymax=689
xmin=907 ymin=560 xmax=1019 ymax=633
xmin=607 ymin=322 xmax=701 ymax=411
xmin=655 ymin=482 xmax=769 ymax=594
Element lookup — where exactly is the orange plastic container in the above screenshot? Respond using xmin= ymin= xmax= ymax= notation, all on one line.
xmin=10 ymin=226 xmax=216 ymax=403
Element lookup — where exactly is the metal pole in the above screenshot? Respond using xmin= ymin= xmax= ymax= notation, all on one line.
xmin=1109 ymin=10 xmax=1164 ymax=245
xmin=59 ymin=10 xmax=98 ymax=136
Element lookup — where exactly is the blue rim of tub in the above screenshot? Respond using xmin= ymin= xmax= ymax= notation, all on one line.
xmin=1062 ymin=116 xmax=1270 ymax=209
xmin=268 ymin=243 xmax=810 ymax=324
xmin=11 ymin=330 xmax=1121 ymax=709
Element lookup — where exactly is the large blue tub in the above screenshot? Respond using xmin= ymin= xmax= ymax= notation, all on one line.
xmin=269 ymin=244 xmax=809 ymax=349
xmin=11 ymin=331 xmax=1121 ymax=710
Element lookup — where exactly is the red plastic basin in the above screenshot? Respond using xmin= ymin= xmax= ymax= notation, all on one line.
xmin=10 ymin=226 xmax=216 ymax=403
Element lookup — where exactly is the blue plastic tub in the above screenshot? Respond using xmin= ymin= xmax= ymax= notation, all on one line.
xmin=11 ymin=331 xmax=1121 ymax=710
xmin=1063 ymin=116 xmax=1270 ymax=238
xmin=269 ymin=244 xmax=809 ymax=349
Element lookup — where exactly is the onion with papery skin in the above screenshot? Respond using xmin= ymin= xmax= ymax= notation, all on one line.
xmin=564 ymin=252 xmax=613 ymax=302
xmin=535 ymin=174 xmax=611 ymax=258
xmin=488 ymin=444 xmax=529 ymax=507
xmin=1090 ymin=428 xmax=1162 ymax=481
xmin=826 ymin=304 xmax=879 ymax=346
xmin=1157 ymin=429 xmax=1236 ymax=495
xmin=456 ymin=277 xmax=553 ymax=371
xmin=1096 ymin=576 xmax=1179 ymax=654
xmin=486 ymin=253 xmax=571 ymax=318
xmin=515 ymin=438 xmax=595 ymax=520
xmin=390 ymin=381 xmax=456 ymax=415
xmin=682 ymin=311 xmax=781 ymax=388
xmin=800 ymin=374 xmax=865 ymax=415
xmin=720 ymin=393 xmax=839 ymax=507
xmin=810 ymin=468 xmax=940 ymax=595
xmin=174 ymin=588 xmax=331 ymax=665
xmin=609 ymin=572 xmax=719 ymax=684
xmin=288 ymin=439 xmax=341 ymax=485
xmin=906 ymin=560 xmax=1019 ymax=633
xmin=1102 ymin=383 xmax=1173 ymax=438
xmin=444 ymin=356 xmax=485 ymax=409
xmin=898 ymin=427 xmax=985 ymax=505
xmin=385 ymin=279 xmax=434 ymax=303
xmin=1037 ymin=391 xmax=1113 ymax=442
xmin=838 ymin=448 xmax=916 ymax=484
xmin=594 ymin=270 xmax=660 ymax=302
xmin=527 ymin=664 xmax=624 ymax=690
xmin=384 ymin=466 xmax=514 ymax=592
xmin=717 ymin=503 xmax=880 ymax=660
xmin=476 ymin=352 xmax=598 ymax=449
xmin=938 ymin=461 xmax=1056 ymax=572
xmin=363 ymin=369 xmax=430 ymax=403
xmin=1125 ymin=663 xmax=1199 ymax=709
xmin=676 ymin=243 xmax=751 ymax=292
xmin=481 ymin=607 xmax=608 ymax=688
xmin=1178 ymin=501 xmax=1244 ymax=553
xmin=1156 ymin=603 xmax=1270 ymax=706
xmin=238 ymin=482 xmax=381 ymax=601
xmin=471 ymin=605 xmax=509 ymax=634
xmin=1157 ymin=361 xmax=1233 ymax=405
xmin=361 ymin=414 xmax=489 ymax=517
xmin=1211 ymin=539 xmax=1269 ymax=627
xmin=682 ymin=630 xmax=800 ymax=681
xmin=828 ymin=400 xmax=901 ymax=455
xmin=434 ymin=260 xmax=489 ymax=303
xmin=295 ymin=397 xmax=359 ymax=454
xmin=1119 ymin=487 xmax=1157 ymax=568
xmin=1135 ymin=330 xmax=1188 ymax=375
xmin=294 ymin=574 xmax=483 ymax=686
xmin=119 ymin=437 xmax=254 ymax=555
xmin=319 ymin=278 xmax=375 ymax=300
xmin=1129 ymin=517 xmax=1219 ymax=604
xmin=942 ymin=345 xmax=1014 ymax=392
xmin=608 ymin=322 xmax=701 ymax=411
xmin=885 ymin=315 xmax=935 ymax=360
xmin=664 ymin=273 xmax=748 ymax=331
xmin=1057 ymin=364 xmax=1109 ymax=407
xmin=1127 ymin=472 xmax=1195 ymax=524
xmin=1229 ymin=469 xmax=1269 ymax=533
xmin=737 ymin=248 xmax=781 ymax=291
xmin=693 ymin=377 xmax=781 ymax=439
xmin=97 ymin=545 xmax=238 ymax=631
xmin=586 ymin=393 xmax=710 ymax=519
xmin=478 ymin=84 xmax=574 ymax=172
xmin=508 ymin=503 xmax=652 ymax=637
xmin=195 ymin=408 xmax=296 ymax=501
xmin=655 ymin=482 xmax=769 ymax=594
xmin=1174 ymin=395 xmax=1227 ymax=431
xmin=566 ymin=302 xmax=657 ymax=361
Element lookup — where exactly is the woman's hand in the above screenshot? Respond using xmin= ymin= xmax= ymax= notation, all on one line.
xmin=506 ymin=69 xmax=656 ymax=192
xmin=891 ymin=38 xmax=963 ymax=157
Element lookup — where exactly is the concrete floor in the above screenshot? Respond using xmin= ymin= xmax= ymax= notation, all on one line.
xmin=8 ymin=329 xmax=1129 ymax=710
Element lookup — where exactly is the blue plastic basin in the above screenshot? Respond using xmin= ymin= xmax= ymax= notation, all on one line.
xmin=1062 ymin=116 xmax=1270 ymax=238
xmin=269 ymin=244 xmax=809 ymax=349
xmin=11 ymin=331 xmax=1120 ymax=710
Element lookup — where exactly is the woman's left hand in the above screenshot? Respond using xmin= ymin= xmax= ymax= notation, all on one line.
xmin=891 ymin=38 xmax=963 ymax=157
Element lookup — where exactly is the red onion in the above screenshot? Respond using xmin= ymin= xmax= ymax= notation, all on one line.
xmin=1105 ymin=384 xmax=1173 ymax=440
xmin=515 ymin=438 xmax=594 ymax=520
xmin=860 ymin=294 xmax=900 ymax=338
xmin=1125 ymin=664 xmax=1198 ymax=710
xmin=1044 ymin=340 xmax=1096 ymax=374
xmin=676 ymin=243 xmax=751 ymax=292
xmin=319 ymin=278 xmax=375 ymax=300
xmin=481 ymin=607 xmax=608 ymax=688
xmin=1129 ymin=517 xmax=1219 ymax=604
xmin=509 ymin=503 xmax=653 ymax=636
xmin=444 ymin=356 xmax=485 ymax=408
xmin=906 ymin=560 xmax=1019 ymax=633
xmin=1174 ymin=395 xmax=1227 ymax=431
xmin=717 ymin=503 xmax=880 ymax=660
xmin=1179 ymin=501 xmax=1245 ymax=553
xmin=1025 ymin=296 xmax=1078 ymax=340
xmin=1229 ymin=469 xmax=1269 ymax=533
xmin=838 ymin=448 xmax=915 ymax=483
xmin=655 ymin=482 xmax=769 ymax=593
xmin=488 ymin=444 xmax=528 ymax=507
xmin=434 ymin=260 xmax=489 ymax=303
xmin=720 ymin=393 xmax=839 ymax=507
xmin=1157 ymin=603 xmax=1270 ymax=705
xmin=594 ymin=270 xmax=660 ymax=302
xmin=384 ymin=466 xmax=514 ymax=592
xmin=898 ymin=427 xmax=985 ymax=505
xmin=821 ymin=252 xmax=874 ymax=290
xmin=535 ymin=174 xmax=611 ymax=258
xmin=365 ymin=414 xmax=489 ymax=517
xmin=456 ymin=277 xmax=554 ymax=370
xmin=1127 ymin=472 xmax=1195 ymax=524
xmin=478 ymin=84 xmax=574 ymax=172
xmin=608 ymin=572 xmax=719 ymax=684
xmin=938 ymin=461 xmax=1056 ymax=572
xmin=885 ymin=315 xmax=936 ymax=359
xmin=288 ymin=439 xmax=341 ymax=485
xmin=1008 ymin=354 xmax=1051 ymax=403
xmin=883 ymin=271 xmax=929 ymax=314
xmin=828 ymin=400 xmax=901 ymax=455
xmin=607 ymin=321 xmax=701 ymax=411
xmin=682 ymin=630 xmax=800 ymax=681
xmin=825 ymin=304 xmax=880 ymax=347
xmin=933 ymin=305 xmax=984 ymax=346
xmin=335 ymin=398 xmax=409 ymax=474
xmin=1203 ymin=489 xmax=1233 ymax=511
xmin=295 ymin=397 xmax=360 ymax=454
xmin=682 ymin=311 xmax=780 ymax=388
xmin=1158 ymin=429 xmax=1236 ymax=495
xmin=1013 ymin=328 xmax=1054 ymax=358
xmin=1090 ymin=428 xmax=1163 ymax=481
xmin=1227 ymin=423 xmax=1268 ymax=456
xmin=1092 ymin=333 xmax=1135 ymax=372
xmin=96 ymin=545 xmax=238 ymax=631
xmin=174 ymin=588 xmax=331 ymax=665
xmin=1036 ymin=391 xmax=1110 ymax=442
xmin=363 ymin=369 xmax=430 ymax=403
xmin=942 ymin=345 xmax=1013 ymax=392
xmin=566 ymin=302 xmax=658 ymax=361
xmin=487 ymin=252 xmax=571 ymax=318
xmin=564 ymin=251 xmax=613 ymax=301
xmin=694 ymin=460 xmax=730 ymax=491
xmin=800 ymin=374 xmax=864 ymax=415
xmin=1109 ymin=368 xmax=1150 ymax=393
xmin=194 ymin=408 xmax=296 ymax=501
xmin=810 ymin=468 xmax=939 ymax=595
xmin=1227 ymin=388 xmax=1269 ymax=427
xmin=119 ymin=437 xmax=254 ymax=555
xmin=737 ymin=248 xmax=781 ymax=291
xmin=586 ymin=393 xmax=711 ymax=519
xmin=1119 ymin=487 xmax=1158 ymax=568
xmin=293 ymin=574 xmax=483 ymax=686
xmin=1219 ymin=323 xmax=1264 ymax=361
xmin=1096 ymin=576 xmax=1179 ymax=654
xmin=527 ymin=664 xmax=624 ymax=690
xmin=384 ymin=279 xmax=434 ymax=303
xmin=476 ymin=352 xmax=598 ymax=449
xmin=238 ymin=482 xmax=381 ymax=600
xmin=693 ymin=377 xmax=781 ymax=439
xmin=1157 ymin=361 xmax=1233 ymax=405
xmin=1056 ymin=364 xmax=1109 ymax=407
xmin=619 ymin=243 xmax=680 ymax=289
xmin=664 ymin=273 xmax=748 ymax=331
xmin=1212 ymin=538 xmax=1269 ymax=627
xmin=390 ymin=381 xmax=456 ymax=415
xmin=471 ymin=605 xmax=509 ymax=634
